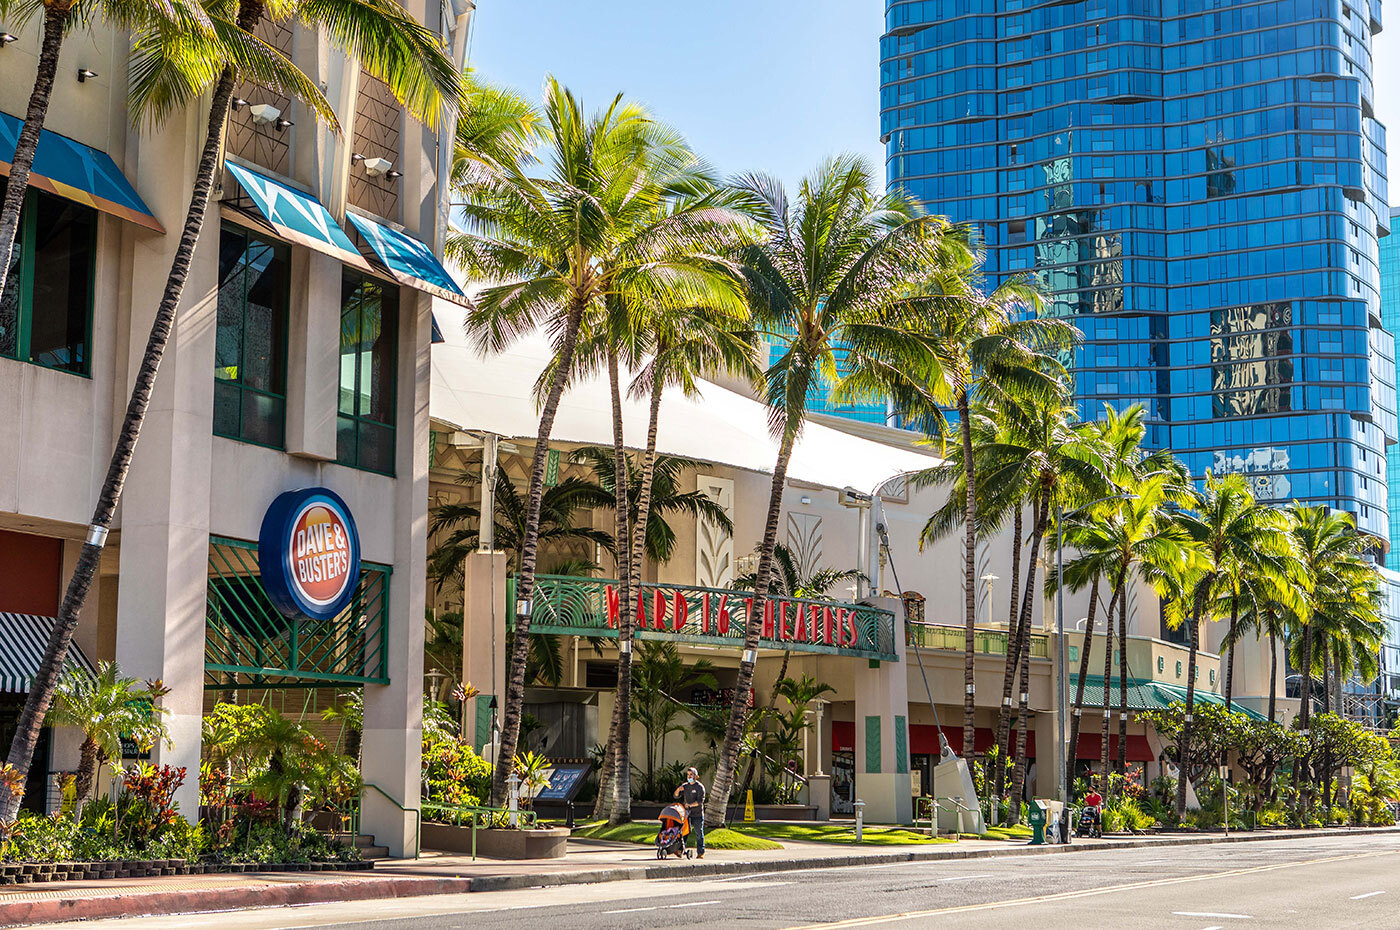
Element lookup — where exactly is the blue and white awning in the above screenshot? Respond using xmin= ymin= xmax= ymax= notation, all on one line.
xmin=225 ymin=161 xmax=370 ymax=270
xmin=0 ymin=613 xmax=97 ymax=693
xmin=345 ymin=211 xmax=467 ymax=306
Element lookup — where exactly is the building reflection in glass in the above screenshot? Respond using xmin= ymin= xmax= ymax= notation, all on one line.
xmin=1210 ymin=302 xmax=1294 ymax=417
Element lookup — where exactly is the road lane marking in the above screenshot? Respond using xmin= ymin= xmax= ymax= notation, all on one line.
xmin=940 ymin=874 xmax=993 ymax=882
xmin=780 ymin=851 xmax=1391 ymax=928
xmin=604 ymin=899 xmax=720 ymax=914
xmin=1351 ymin=891 xmax=1386 ymax=900
xmin=1172 ymin=912 xmax=1252 ymax=919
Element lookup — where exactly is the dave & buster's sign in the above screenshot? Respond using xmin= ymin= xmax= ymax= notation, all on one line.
xmin=602 ymin=585 xmax=865 ymax=649
xmin=259 ymin=488 xmax=362 ymax=620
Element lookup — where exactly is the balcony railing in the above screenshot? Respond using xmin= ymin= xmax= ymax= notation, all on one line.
xmin=509 ymin=574 xmax=898 ymax=663
xmin=906 ymin=620 xmax=1050 ymax=659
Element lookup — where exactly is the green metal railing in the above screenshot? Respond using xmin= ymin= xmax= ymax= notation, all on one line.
xmin=510 ymin=574 xmax=899 ymax=662
xmin=906 ymin=620 xmax=1049 ymax=659
xmin=420 ymin=802 xmax=538 ymax=860
xmin=205 ymin=536 xmax=391 ymax=688
xmin=339 ymin=783 xmax=421 ymax=859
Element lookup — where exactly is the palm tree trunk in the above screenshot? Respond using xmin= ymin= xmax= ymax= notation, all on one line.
xmin=1007 ymin=492 xmax=1050 ymax=824
xmin=1268 ymin=627 xmax=1278 ymax=724
xmin=605 ymin=349 xmax=635 ymax=825
xmin=958 ymin=390 xmax=978 ymax=764
xmin=493 ymin=289 xmax=590 ymax=805
xmin=1116 ymin=581 xmax=1129 ymax=781
xmin=742 ymin=648 xmax=791 ymax=800
xmin=1099 ymin=579 xmax=1117 ymax=786
xmin=1174 ymin=584 xmax=1206 ymax=818
xmin=706 ymin=428 xmax=797 ymax=826
xmin=0 ymin=4 xmax=71 ymax=299
xmin=1331 ymin=643 xmax=1344 ymax=718
xmin=1224 ymin=595 xmax=1238 ymax=711
xmin=1319 ymin=648 xmax=1331 ymax=715
xmin=75 ymin=736 xmax=99 ymax=803
xmin=1066 ymin=577 xmax=1108 ymax=793
xmin=992 ymin=506 xmax=1024 ymax=811
xmin=591 ymin=749 xmax=615 ymax=820
xmin=0 ymin=44 xmax=248 ymax=823
xmin=1297 ymin=619 xmax=1313 ymax=819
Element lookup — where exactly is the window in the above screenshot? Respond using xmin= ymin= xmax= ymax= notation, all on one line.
xmin=338 ymin=269 xmax=398 ymax=474
xmin=215 ymin=225 xmax=290 ymax=447
xmin=0 ymin=185 xmax=97 ymax=375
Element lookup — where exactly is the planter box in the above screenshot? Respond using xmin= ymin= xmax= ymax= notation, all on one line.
xmin=421 ymin=822 xmax=569 ymax=859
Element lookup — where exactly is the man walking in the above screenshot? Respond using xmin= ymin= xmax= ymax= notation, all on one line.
xmin=674 ymin=767 xmax=706 ymax=858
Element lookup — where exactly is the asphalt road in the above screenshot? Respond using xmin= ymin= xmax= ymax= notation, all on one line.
xmin=43 ymin=832 xmax=1400 ymax=930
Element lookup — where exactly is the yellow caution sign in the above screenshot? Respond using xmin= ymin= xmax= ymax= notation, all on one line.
xmin=744 ymin=789 xmax=756 ymax=823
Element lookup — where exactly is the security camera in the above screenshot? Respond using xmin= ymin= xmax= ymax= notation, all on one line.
xmin=248 ymin=103 xmax=281 ymax=125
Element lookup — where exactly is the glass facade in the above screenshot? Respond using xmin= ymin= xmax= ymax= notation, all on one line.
xmin=1382 ymin=207 xmax=1400 ymax=566
xmin=881 ymin=0 xmax=1394 ymax=537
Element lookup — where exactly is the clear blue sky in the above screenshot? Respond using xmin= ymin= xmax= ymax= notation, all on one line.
xmin=465 ymin=0 xmax=888 ymax=190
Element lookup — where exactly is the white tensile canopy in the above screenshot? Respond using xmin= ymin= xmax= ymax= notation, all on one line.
xmin=429 ymin=303 xmax=940 ymax=493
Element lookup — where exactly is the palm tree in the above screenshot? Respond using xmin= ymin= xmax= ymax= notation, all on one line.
xmin=1168 ymin=474 xmax=1294 ymax=816
xmin=1 ymin=0 xmax=458 ymax=824
xmin=629 ymin=641 xmax=717 ymax=790
xmin=704 ymin=154 xmax=969 ymax=825
xmin=906 ymin=249 xmax=1075 ymax=763
xmin=0 ymin=0 xmax=212 ymax=300
xmin=453 ymin=79 xmax=748 ymax=807
xmin=45 ymin=662 xmax=169 ymax=802
xmin=428 ymin=472 xmax=615 ymax=581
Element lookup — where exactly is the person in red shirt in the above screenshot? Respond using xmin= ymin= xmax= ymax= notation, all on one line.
xmin=1083 ymin=788 xmax=1104 ymax=833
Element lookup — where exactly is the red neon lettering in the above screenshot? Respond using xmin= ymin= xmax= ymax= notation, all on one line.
xmin=653 ymin=589 xmax=668 ymax=630
xmin=809 ymin=605 xmax=822 ymax=643
xmin=845 ymin=610 xmax=859 ymax=648
xmin=605 ymin=585 xmax=619 ymax=629
xmin=673 ymin=591 xmax=688 ymax=631
xmin=717 ymin=595 xmax=730 ymax=635
xmin=702 ymin=592 xmax=711 ymax=634
xmin=823 ymin=606 xmax=834 ymax=645
xmin=778 ymin=601 xmax=790 ymax=641
xmin=794 ymin=602 xmax=807 ymax=642
xmin=636 ymin=593 xmax=647 ymax=630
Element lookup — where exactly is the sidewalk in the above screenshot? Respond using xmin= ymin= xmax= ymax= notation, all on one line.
xmin=1 ymin=825 xmax=1394 ymax=927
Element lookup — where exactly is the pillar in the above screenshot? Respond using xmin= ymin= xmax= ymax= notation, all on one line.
xmin=461 ymin=550 xmax=508 ymax=753
xmin=358 ymin=288 xmax=432 ymax=856
xmin=113 ymin=107 xmax=220 ymax=821
xmin=853 ymin=596 xmax=913 ymax=824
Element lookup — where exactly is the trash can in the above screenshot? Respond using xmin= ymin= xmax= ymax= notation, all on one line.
xmin=1028 ymin=800 xmax=1048 ymax=845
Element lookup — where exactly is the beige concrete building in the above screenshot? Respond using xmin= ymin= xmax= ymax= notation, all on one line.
xmin=0 ymin=5 xmax=470 ymax=855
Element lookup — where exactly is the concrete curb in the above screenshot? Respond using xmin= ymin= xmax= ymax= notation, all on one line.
xmin=1 ymin=826 xmax=1394 ymax=925
xmin=0 ymin=875 xmax=473 ymax=927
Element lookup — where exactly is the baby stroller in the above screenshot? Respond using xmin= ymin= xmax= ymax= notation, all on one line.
xmin=656 ymin=803 xmax=692 ymax=860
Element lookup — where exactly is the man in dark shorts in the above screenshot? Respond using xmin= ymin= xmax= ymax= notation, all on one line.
xmin=673 ymin=767 xmax=706 ymax=857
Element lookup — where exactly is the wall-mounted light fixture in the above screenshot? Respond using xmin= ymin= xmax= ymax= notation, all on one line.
xmin=230 ymin=97 xmax=249 ymax=110
xmin=248 ymin=103 xmax=281 ymax=125
xmin=384 ymin=169 xmax=403 ymax=180
xmin=362 ymin=156 xmax=394 ymax=178
xmin=350 ymin=153 xmax=366 ymax=164
xmin=273 ymin=116 xmax=293 ymax=132
xmin=0 ymin=33 xmax=18 ymax=46
xmin=76 ymin=68 xmax=98 ymax=83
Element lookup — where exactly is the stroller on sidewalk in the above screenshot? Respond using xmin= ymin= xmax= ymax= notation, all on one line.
xmin=656 ymin=803 xmax=692 ymax=860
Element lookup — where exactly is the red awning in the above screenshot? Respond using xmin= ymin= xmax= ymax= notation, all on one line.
xmin=831 ymin=721 xmax=1037 ymax=759
xmin=1075 ymin=733 xmax=1154 ymax=762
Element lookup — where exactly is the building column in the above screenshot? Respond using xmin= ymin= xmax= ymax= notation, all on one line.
xmin=359 ymin=288 xmax=432 ymax=856
xmin=853 ymin=596 xmax=913 ymax=824
xmin=112 ymin=109 xmax=221 ymax=820
xmin=461 ymin=550 xmax=508 ymax=753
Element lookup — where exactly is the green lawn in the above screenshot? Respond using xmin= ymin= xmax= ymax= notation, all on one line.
xmin=572 ymin=820 xmax=782 ymax=850
xmin=973 ymin=824 xmax=1034 ymax=842
xmin=734 ymin=822 xmax=954 ymax=846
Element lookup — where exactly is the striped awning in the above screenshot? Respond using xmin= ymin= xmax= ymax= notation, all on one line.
xmin=1070 ymin=675 xmax=1268 ymax=721
xmin=0 ymin=613 xmax=97 ymax=693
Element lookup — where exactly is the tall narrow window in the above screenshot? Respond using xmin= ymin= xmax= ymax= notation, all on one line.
xmin=214 ymin=224 xmax=290 ymax=447
xmin=338 ymin=269 xmax=398 ymax=474
xmin=0 ymin=183 xmax=97 ymax=375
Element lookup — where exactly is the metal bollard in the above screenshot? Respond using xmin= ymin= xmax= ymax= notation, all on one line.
xmin=855 ymin=799 xmax=866 ymax=842
xmin=507 ymin=771 xmax=520 ymax=827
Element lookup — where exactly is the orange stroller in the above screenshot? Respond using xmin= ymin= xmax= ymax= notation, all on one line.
xmin=656 ymin=803 xmax=692 ymax=859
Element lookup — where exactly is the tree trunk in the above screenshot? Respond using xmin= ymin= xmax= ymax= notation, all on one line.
xmin=1319 ymin=647 xmax=1331 ymax=715
xmin=1267 ymin=627 xmax=1278 ymax=724
xmin=492 ymin=288 xmax=590 ymax=805
xmin=0 ymin=5 xmax=70 ymax=300
xmin=706 ymin=429 xmax=797 ymax=825
xmin=992 ymin=506 xmax=1024 ymax=811
xmin=1331 ymin=643 xmax=1344 ymax=718
xmin=75 ymin=735 xmax=99 ymax=803
xmin=1007 ymin=490 xmax=1050 ymax=824
xmin=1297 ymin=619 xmax=1313 ymax=819
xmin=1099 ymin=578 xmax=1118 ymax=785
xmin=1174 ymin=583 xmax=1206 ymax=818
xmin=606 ymin=349 xmax=635 ymax=825
xmin=1 ymin=41 xmax=248 ymax=823
xmin=1066 ymin=577 xmax=1110 ymax=794
xmin=591 ymin=749 xmax=615 ymax=820
xmin=1224 ymin=595 xmax=1238 ymax=711
xmin=958 ymin=390 xmax=978 ymax=764
xmin=741 ymin=648 xmax=790 ymax=800
xmin=1116 ymin=578 xmax=1128 ymax=781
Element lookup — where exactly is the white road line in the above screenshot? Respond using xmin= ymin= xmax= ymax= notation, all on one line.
xmin=1201 ymin=925 xmax=1224 ymax=930
xmin=1351 ymin=891 xmax=1386 ymax=900
xmin=940 ymin=874 xmax=992 ymax=882
xmin=1172 ymin=913 xmax=1252 ymax=920
xmin=604 ymin=899 xmax=721 ymax=914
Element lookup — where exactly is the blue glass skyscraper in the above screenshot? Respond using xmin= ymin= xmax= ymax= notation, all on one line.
xmin=1382 ymin=207 xmax=1400 ymax=564
xmin=881 ymin=0 xmax=1394 ymax=539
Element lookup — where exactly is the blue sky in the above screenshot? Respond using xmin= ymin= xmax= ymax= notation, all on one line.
xmin=468 ymin=2 xmax=1400 ymax=196
xmin=465 ymin=0 xmax=888 ymax=190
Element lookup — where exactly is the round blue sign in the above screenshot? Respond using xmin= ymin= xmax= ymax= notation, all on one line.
xmin=258 ymin=488 xmax=362 ymax=620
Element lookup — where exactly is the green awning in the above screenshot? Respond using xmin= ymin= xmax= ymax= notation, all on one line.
xmin=1071 ymin=675 xmax=1268 ymax=721
xmin=345 ymin=211 xmax=467 ymax=306
xmin=225 ymin=161 xmax=369 ymax=270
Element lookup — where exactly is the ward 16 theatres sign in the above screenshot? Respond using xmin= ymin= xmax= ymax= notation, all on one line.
xmin=259 ymin=487 xmax=362 ymax=620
